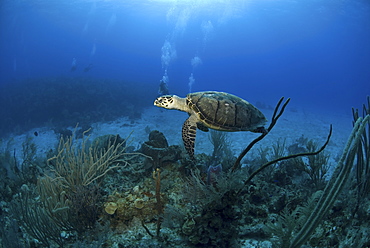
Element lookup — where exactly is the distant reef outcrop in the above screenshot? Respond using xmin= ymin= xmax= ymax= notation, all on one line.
xmin=0 ymin=77 xmax=157 ymax=137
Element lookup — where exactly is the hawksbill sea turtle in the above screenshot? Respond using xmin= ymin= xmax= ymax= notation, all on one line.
xmin=154 ymin=91 xmax=268 ymax=161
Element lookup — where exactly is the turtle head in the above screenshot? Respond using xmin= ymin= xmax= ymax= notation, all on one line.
xmin=154 ymin=95 xmax=189 ymax=112
xmin=154 ymin=95 xmax=179 ymax=109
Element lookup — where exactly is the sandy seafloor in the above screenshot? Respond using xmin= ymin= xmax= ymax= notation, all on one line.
xmin=1 ymin=105 xmax=354 ymax=177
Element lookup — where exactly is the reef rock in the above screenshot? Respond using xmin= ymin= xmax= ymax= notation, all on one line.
xmin=140 ymin=130 xmax=182 ymax=165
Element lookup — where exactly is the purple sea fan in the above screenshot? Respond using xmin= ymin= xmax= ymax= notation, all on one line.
xmin=207 ymin=164 xmax=223 ymax=185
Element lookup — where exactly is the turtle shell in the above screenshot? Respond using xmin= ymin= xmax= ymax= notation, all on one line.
xmin=186 ymin=91 xmax=267 ymax=131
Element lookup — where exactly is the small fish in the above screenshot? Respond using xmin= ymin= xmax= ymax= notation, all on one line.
xmin=34 ymin=131 xmax=38 ymax=136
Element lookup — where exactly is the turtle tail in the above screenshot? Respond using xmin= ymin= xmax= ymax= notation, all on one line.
xmin=252 ymin=126 xmax=268 ymax=134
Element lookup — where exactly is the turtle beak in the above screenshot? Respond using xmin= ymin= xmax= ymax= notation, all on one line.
xmin=154 ymin=97 xmax=166 ymax=107
xmin=154 ymin=98 xmax=161 ymax=106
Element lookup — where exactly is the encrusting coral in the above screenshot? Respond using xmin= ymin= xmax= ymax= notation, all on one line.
xmin=102 ymin=178 xmax=165 ymax=233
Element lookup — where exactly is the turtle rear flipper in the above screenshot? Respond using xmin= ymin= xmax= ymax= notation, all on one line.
xmin=182 ymin=115 xmax=197 ymax=161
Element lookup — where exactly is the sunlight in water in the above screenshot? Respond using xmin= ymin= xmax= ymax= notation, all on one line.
xmin=146 ymin=0 xmax=249 ymax=10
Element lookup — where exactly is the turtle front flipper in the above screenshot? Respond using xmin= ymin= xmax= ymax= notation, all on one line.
xmin=182 ymin=115 xmax=198 ymax=161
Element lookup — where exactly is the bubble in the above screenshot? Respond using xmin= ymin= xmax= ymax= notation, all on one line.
xmin=201 ymin=20 xmax=214 ymax=41
xmin=161 ymin=40 xmax=177 ymax=69
xmin=81 ymin=22 xmax=89 ymax=37
xmin=188 ymin=73 xmax=195 ymax=93
xmin=90 ymin=43 xmax=96 ymax=58
xmin=106 ymin=13 xmax=117 ymax=34
xmin=162 ymin=70 xmax=169 ymax=84
xmin=191 ymin=56 xmax=202 ymax=69
xmin=166 ymin=5 xmax=192 ymax=37
xmin=201 ymin=20 xmax=214 ymax=50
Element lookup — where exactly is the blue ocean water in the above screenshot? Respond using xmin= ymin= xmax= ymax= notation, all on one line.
xmin=1 ymin=0 xmax=369 ymax=119
xmin=0 ymin=1 xmax=370 ymax=247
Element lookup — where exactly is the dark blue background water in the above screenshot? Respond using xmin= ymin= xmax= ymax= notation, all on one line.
xmin=0 ymin=0 xmax=369 ymax=125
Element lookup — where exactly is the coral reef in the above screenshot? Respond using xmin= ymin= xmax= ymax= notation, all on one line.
xmin=1 ymin=96 xmax=370 ymax=248
xmin=140 ymin=130 xmax=182 ymax=167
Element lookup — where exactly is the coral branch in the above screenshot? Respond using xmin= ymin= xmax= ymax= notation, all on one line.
xmin=153 ymin=168 xmax=163 ymax=237
xmin=238 ymin=125 xmax=332 ymax=195
xmin=232 ymin=97 xmax=290 ymax=172
xmin=290 ymin=115 xmax=370 ymax=248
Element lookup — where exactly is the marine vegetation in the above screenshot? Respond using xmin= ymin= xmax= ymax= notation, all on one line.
xmin=352 ymin=96 xmax=370 ymax=214
xmin=1 ymin=97 xmax=369 ymax=248
xmin=11 ymin=128 xmax=145 ymax=247
xmin=291 ymin=140 xmax=330 ymax=190
xmin=269 ymin=115 xmax=370 ymax=247
xmin=208 ymin=130 xmax=234 ymax=169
